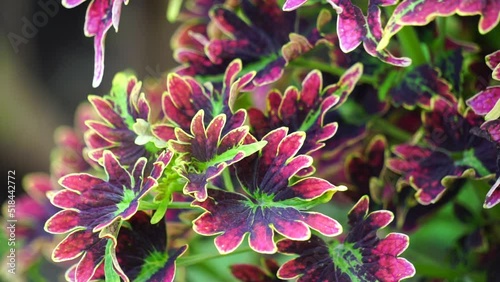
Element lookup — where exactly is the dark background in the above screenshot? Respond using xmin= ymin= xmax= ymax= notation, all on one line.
xmin=1 ymin=0 xmax=177 ymax=204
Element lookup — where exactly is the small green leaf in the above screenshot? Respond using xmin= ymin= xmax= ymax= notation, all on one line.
xmin=485 ymin=98 xmax=500 ymax=120
xmin=167 ymin=0 xmax=184 ymax=23
xmin=278 ymin=190 xmax=336 ymax=209
xmin=104 ymin=240 xmax=120 ymax=282
xmin=151 ymin=196 xmax=170 ymax=224
xmin=378 ymin=71 xmax=398 ymax=100
xmin=208 ymin=141 xmax=267 ymax=167
xmin=110 ymin=72 xmax=137 ymax=128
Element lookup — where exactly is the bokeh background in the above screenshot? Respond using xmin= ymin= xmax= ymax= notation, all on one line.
xmin=1 ymin=0 xmax=177 ymax=205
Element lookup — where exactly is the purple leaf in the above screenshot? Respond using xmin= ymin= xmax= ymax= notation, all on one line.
xmin=379 ymin=0 xmax=500 ymax=50
xmin=192 ymin=128 xmax=345 ymax=254
xmin=277 ymin=196 xmax=415 ymax=281
xmin=486 ymin=50 xmax=500 ymax=81
xmin=328 ymin=0 xmax=411 ymax=67
xmin=62 ymin=0 xmax=129 ymax=87
xmin=171 ymin=110 xmax=264 ymax=201
xmin=467 ymin=86 xmax=500 ymax=116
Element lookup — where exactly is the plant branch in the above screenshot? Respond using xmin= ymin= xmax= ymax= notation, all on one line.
xmin=177 ymin=247 xmax=252 ymax=267
xmin=370 ymin=117 xmax=413 ymax=142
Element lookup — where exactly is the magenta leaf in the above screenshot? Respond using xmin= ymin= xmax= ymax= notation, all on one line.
xmin=249 ymin=63 xmax=363 ymax=155
xmin=52 ymin=221 xmax=121 ymax=282
xmin=486 ymin=50 xmax=500 ymax=81
xmin=485 ymin=177 xmax=500 ymax=208
xmin=62 ymin=0 xmax=129 ymax=87
xmin=45 ymin=150 xmax=171 ymax=234
xmin=157 ymin=59 xmax=253 ymax=140
xmin=85 ymin=73 xmax=160 ymax=165
xmin=277 ymin=196 xmax=415 ymax=281
xmin=171 ymin=110 xmax=266 ymax=201
xmin=469 ymin=119 xmax=500 ymax=208
xmin=388 ymin=144 xmax=469 ymax=204
xmin=192 ymin=128 xmax=345 ymax=254
xmin=328 ymin=0 xmax=411 ymax=67
xmin=467 ymin=86 xmax=500 ymax=116
xmin=379 ymin=0 xmax=500 ymax=51
xmin=388 ymin=98 xmax=496 ymax=204
xmin=282 ymin=0 xmax=308 ymax=11
xmin=114 ymin=212 xmax=187 ymax=282
xmin=173 ymin=0 xmax=326 ymax=87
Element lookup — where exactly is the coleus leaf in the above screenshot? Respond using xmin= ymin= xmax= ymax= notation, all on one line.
xmin=388 ymin=98 xmax=497 ymax=204
xmin=249 ymin=63 xmax=363 ymax=155
xmin=485 ymin=177 xmax=500 ymax=208
xmin=467 ymin=86 xmax=500 ymax=120
xmin=390 ymin=65 xmax=456 ymax=109
xmin=114 ymin=211 xmax=188 ymax=282
xmin=45 ymin=150 xmax=171 ymax=234
xmin=62 ymin=0 xmax=129 ymax=87
xmin=470 ymin=120 xmax=500 ymax=208
xmin=154 ymin=59 xmax=254 ymax=142
xmin=192 ymin=128 xmax=346 ymax=254
xmin=162 ymin=59 xmax=255 ymax=131
xmin=388 ymin=144 xmax=471 ymax=204
xmin=171 ymin=110 xmax=266 ymax=201
xmin=282 ymin=0 xmax=308 ymax=11
xmin=327 ymin=0 xmax=411 ymax=67
xmin=378 ymin=0 xmax=500 ymax=51
xmin=277 ymin=196 xmax=415 ymax=281
xmin=85 ymin=73 xmax=157 ymax=165
xmin=54 ymin=221 xmax=122 ymax=282
xmin=173 ymin=0 xmax=327 ymax=87
xmin=486 ymin=50 xmax=500 ymax=81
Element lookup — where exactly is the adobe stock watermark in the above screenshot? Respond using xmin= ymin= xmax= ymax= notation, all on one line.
xmin=6 ymin=170 xmax=17 ymax=275
xmin=6 ymin=0 xmax=60 ymax=54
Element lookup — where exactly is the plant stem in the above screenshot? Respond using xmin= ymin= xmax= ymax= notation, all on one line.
xmin=290 ymin=57 xmax=377 ymax=85
xmin=177 ymin=247 xmax=252 ymax=267
xmin=139 ymin=200 xmax=159 ymax=210
xmin=370 ymin=117 xmax=413 ymax=142
xmin=435 ymin=17 xmax=447 ymax=54
xmin=395 ymin=27 xmax=427 ymax=66
xmin=168 ymin=201 xmax=194 ymax=209
xmin=222 ymin=169 xmax=235 ymax=192
xmin=139 ymin=201 xmax=193 ymax=210
xmin=384 ymin=6 xmax=427 ymax=66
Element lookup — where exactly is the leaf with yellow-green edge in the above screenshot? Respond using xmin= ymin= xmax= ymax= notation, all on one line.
xmin=378 ymin=0 xmax=500 ymax=51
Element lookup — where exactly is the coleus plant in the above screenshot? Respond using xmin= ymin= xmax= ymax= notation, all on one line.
xmin=4 ymin=0 xmax=500 ymax=281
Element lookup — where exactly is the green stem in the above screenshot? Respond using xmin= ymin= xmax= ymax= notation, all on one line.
xmin=435 ymin=17 xmax=447 ymax=54
xmin=139 ymin=200 xmax=159 ymax=210
xmin=289 ymin=57 xmax=377 ymax=85
xmin=395 ymin=26 xmax=427 ymax=66
xmin=222 ymin=169 xmax=235 ymax=193
xmin=168 ymin=201 xmax=194 ymax=209
xmin=139 ymin=201 xmax=194 ymax=210
xmin=384 ymin=6 xmax=427 ymax=66
xmin=370 ymin=117 xmax=413 ymax=142
xmin=177 ymin=247 xmax=252 ymax=267
xmin=454 ymin=149 xmax=492 ymax=177
xmin=404 ymin=248 xmax=469 ymax=279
